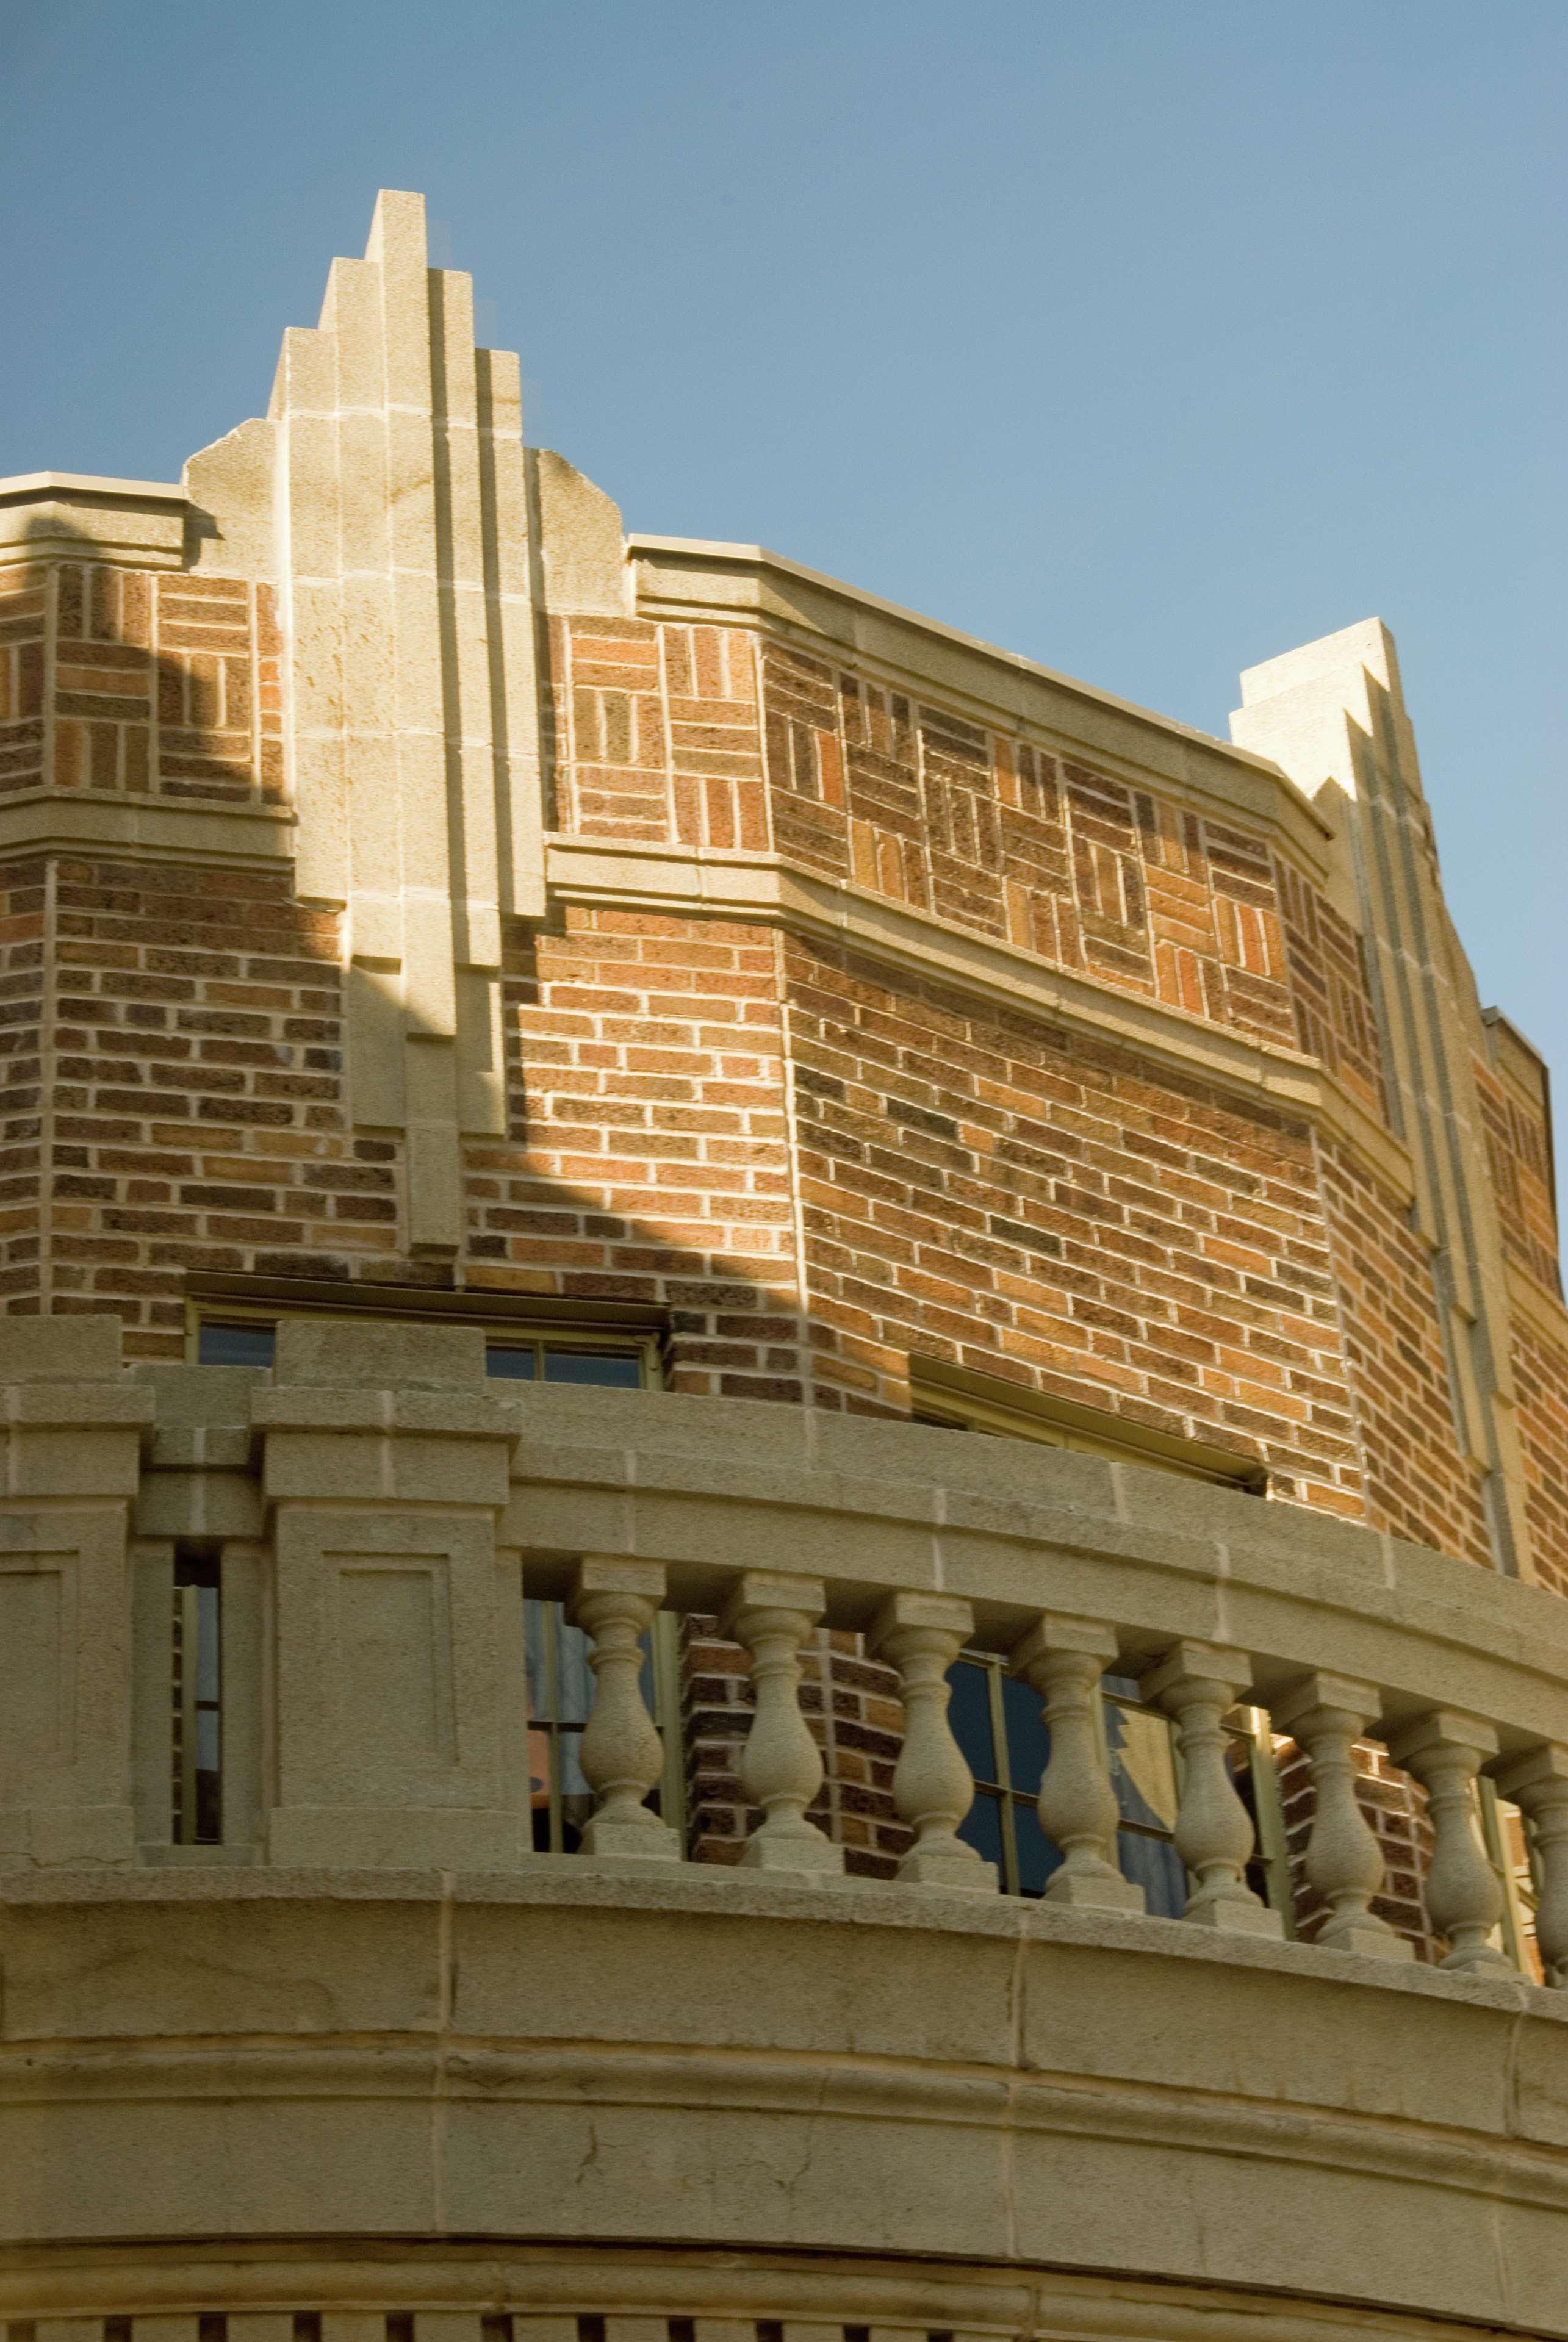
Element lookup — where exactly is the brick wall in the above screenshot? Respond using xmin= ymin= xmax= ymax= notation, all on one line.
xmin=0 ymin=855 xmax=45 ymax=1312
xmin=682 ymin=1615 xmax=908 ymax=1878
xmin=1279 ymin=1733 xmax=1440 ymax=1962
xmin=44 ymin=563 xmax=281 ymax=808
xmin=484 ymin=903 xmax=807 ymax=1394
xmin=0 ymin=563 xmax=46 ymax=794
xmin=1514 ymin=1318 xmax=1568 ymax=1600
xmin=783 ymin=930 xmax=1364 ymax=1504
xmin=1315 ymin=1136 xmax=1494 ymax=1567
xmin=40 ymin=854 xmax=356 ymax=1351
xmin=1476 ymin=1050 xmax=1561 ymax=1300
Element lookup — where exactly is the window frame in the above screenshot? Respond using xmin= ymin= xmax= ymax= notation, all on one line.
xmin=910 ymin=1357 xmax=1268 ymax=1492
xmin=189 ymin=1302 xmax=664 ymax=1390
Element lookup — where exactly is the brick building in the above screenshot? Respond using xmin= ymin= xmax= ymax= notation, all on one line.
xmin=2 ymin=195 xmax=1566 ymax=2340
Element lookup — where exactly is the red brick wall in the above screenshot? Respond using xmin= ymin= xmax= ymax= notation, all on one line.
xmin=682 ymin=1615 xmax=908 ymax=1878
xmin=483 ymin=904 xmax=805 ymax=1395
xmin=45 ymin=563 xmax=282 ymax=809
xmin=0 ymin=564 xmax=47 ymax=796
xmin=783 ymin=931 xmax=1364 ymax=1504
xmin=1315 ymin=1136 xmax=1494 ymax=1567
xmin=1476 ymin=1051 xmax=1561 ymax=1301
xmin=1279 ymin=1733 xmax=1440 ymax=1962
xmin=0 ymin=855 xmax=45 ymax=1312
xmin=1514 ymin=1318 xmax=1568 ymax=1600
xmin=41 ymin=854 xmax=356 ymax=1353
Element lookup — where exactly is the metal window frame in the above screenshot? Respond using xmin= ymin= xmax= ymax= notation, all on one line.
xmin=910 ymin=1359 xmax=1268 ymax=1492
xmin=189 ymin=1302 xmax=665 ymax=1389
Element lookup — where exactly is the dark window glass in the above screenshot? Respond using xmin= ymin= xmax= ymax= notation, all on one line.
xmin=957 ymin=1788 xmax=1007 ymax=1872
xmin=1001 ymin=1671 xmax=1050 ymax=1784
xmin=946 ymin=1661 xmax=997 ymax=1781
xmin=486 ymin=1347 xmax=538 ymax=1379
xmin=542 ymin=1349 xmax=642 ymax=1387
xmin=197 ymin=1323 xmax=275 ymax=1368
xmin=1013 ymin=1799 xmax=1065 ymax=1897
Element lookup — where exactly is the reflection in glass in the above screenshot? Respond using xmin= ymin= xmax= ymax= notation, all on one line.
xmin=1117 ymin=1825 xmax=1188 ymax=1918
xmin=1106 ymin=1700 xmax=1179 ymax=1831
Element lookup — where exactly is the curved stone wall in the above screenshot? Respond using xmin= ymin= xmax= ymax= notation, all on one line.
xmin=1 ymin=1870 xmax=1565 ymax=2337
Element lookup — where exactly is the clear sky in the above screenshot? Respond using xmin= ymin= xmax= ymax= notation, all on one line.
xmin=3 ymin=1 xmax=1563 ymax=1183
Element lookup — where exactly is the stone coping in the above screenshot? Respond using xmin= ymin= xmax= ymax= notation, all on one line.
xmin=0 ymin=1856 xmax=1561 ymax=2018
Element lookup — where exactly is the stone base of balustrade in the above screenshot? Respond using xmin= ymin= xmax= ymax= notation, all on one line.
xmin=1321 ymin=1920 xmax=1416 ymax=1961
xmin=897 ymin=1847 xmax=1000 ymax=1892
xmin=1185 ymin=1893 xmax=1286 ymax=1938
xmin=740 ymin=1828 xmax=846 ymax=1877
xmin=1044 ymin=1868 xmax=1145 ymax=1913
xmin=578 ymin=1817 xmax=683 ymax=1864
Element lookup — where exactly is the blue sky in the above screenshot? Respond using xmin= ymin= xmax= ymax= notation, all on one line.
xmin=3 ymin=1 xmax=1563 ymax=1176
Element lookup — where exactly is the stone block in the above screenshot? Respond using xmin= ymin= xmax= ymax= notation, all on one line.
xmin=0 ymin=1316 xmax=123 ymax=1381
xmin=272 ymin=1316 xmax=487 ymax=1389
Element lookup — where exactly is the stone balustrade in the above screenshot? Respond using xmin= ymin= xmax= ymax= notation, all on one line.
xmin=2 ymin=1312 xmax=1566 ymax=1985
xmin=6 ymin=1314 xmax=1568 ymax=2340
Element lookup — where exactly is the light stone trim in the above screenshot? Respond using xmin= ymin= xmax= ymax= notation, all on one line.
xmin=0 ymin=790 xmax=296 ymax=869
xmin=1234 ymin=621 xmax=1536 ymax=1581
xmin=0 ymin=474 xmax=190 ymax=569
xmin=0 ymin=1871 xmax=1565 ymax=2335
xmin=261 ymin=190 xmax=545 ymax=1254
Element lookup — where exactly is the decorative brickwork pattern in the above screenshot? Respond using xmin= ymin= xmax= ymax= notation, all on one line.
xmin=757 ymin=645 xmax=1386 ymax=1102
xmin=0 ymin=562 xmax=46 ymax=794
xmin=1476 ymin=1051 xmax=1561 ymax=1299
xmin=48 ymin=564 xmax=282 ymax=808
xmin=1315 ymin=1135 xmax=1494 ymax=1566
xmin=1514 ymin=1319 xmax=1568 ymax=1600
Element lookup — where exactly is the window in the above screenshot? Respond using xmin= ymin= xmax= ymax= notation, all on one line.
xmin=945 ymin=1652 xmax=1290 ymax=1922
xmin=910 ymin=1357 xmax=1268 ymax=1492
xmin=193 ymin=1312 xmax=657 ymax=1388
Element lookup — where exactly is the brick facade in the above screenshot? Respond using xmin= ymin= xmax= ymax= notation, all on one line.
xmin=2 ymin=199 xmax=1563 ymax=1965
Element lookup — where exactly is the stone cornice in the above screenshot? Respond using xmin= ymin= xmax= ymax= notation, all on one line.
xmin=544 ymin=832 xmax=1415 ymax=1201
xmin=0 ymin=789 xmax=295 ymax=868
xmin=628 ymin=533 xmax=1337 ymax=879
xmin=0 ymin=472 xmax=192 ymax=569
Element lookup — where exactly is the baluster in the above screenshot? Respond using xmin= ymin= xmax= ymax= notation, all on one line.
xmin=870 ymin=1591 xmax=996 ymax=1891
xmin=1497 ymin=1745 xmax=1568 ymax=1988
xmin=1143 ymin=1640 xmax=1284 ymax=1937
xmin=1273 ymin=1673 xmax=1412 ymax=1960
xmin=1013 ymin=1614 xmax=1143 ymax=1913
xmin=570 ymin=1556 xmax=681 ymax=1863
xmin=1389 ymin=1711 xmax=1511 ymax=1972
xmin=721 ymin=1570 xmax=844 ymax=1876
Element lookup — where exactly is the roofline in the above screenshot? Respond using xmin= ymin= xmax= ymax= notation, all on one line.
xmin=0 ymin=470 xmax=190 ymax=505
xmin=627 ymin=531 xmax=1324 ymax=824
